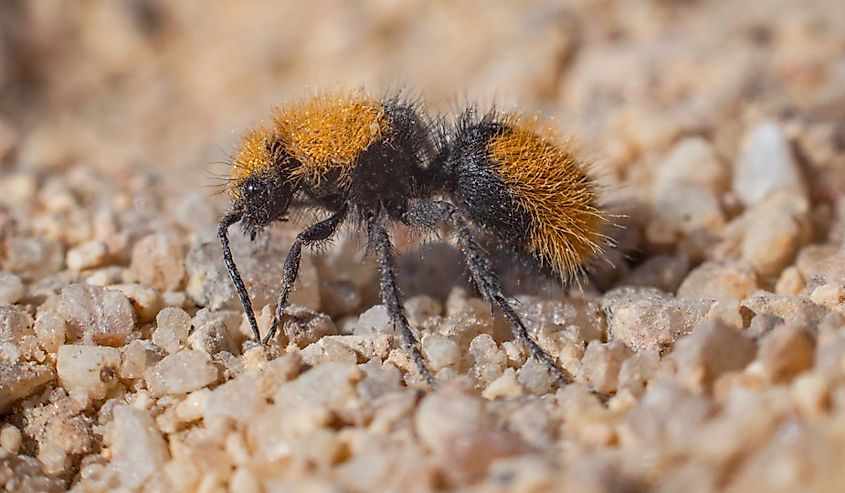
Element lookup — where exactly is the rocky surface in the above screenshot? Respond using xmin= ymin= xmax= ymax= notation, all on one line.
xmin=1 ymin=0 xmax=845 ymax=492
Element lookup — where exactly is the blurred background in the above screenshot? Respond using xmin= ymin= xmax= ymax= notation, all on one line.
xmin=1 ymin=0 xmax=841 ymax=197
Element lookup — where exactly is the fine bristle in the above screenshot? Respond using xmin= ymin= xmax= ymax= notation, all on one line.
xmin=274 ymin=92 xmax=388 ymax=185
xmin=229 ymin=124 xmax=279 ymax=193
xmin=485 ymin=114 xmax=608 ymax=280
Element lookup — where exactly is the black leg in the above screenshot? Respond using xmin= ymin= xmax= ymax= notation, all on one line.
xmin=263 ymin=206 xmax=348 ymax=344
xmin=365 ymin=212 xmax=435 ymax=386
xmin=403 ymin=201 xmax=568 ymax=387
xmin=219 ymin=211 xmax=261 ymax=341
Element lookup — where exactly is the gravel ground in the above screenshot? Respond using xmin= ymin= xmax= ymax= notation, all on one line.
xmin=1 ymin=1 xmax=845 ymax=492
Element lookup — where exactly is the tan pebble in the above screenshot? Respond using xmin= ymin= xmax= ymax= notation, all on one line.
xmin=775 ymin=266 xmax=806 ymax=295
xmin=33 ymin=313 xmax=66 ymax=353
xmin=0 ymin=271 xmax=24 ymax=304
xmin=482 ymin=368 xmax=523 ymax=400
xmin=120 ymin=340 xmax=148 ymax=380
xmin=66 ymin=240 xmax=109 ymax=271
xmin=0 ymin=424 xmax=22 ymax=453
xmin=58 ymin=283 xmax=136 ymax=346
xmin=144 ymin=349 xmax=217 ymax=396
xmin=130 ymin=233 xmax=187 ymax=291
xmin=810 ymin=283 xmax=845 ymax=314
xmin=109 ymin=406 xmax=169 ymax=490
xmin=229 ymin=468 xmax=260 ymax=493
xmin=110 ymin=283 xmax=163 ymax=324
xmin=57 ymin=344 xmax=121 ymax=408
xmin=38 ymin=441 xmax=68 ymax=475
xmin=791 ymin=373 xmax=830 ymax=418
xmin=677 ymin=261 xmax=759 ymax=301
xmin=422 ymin=334 xmax=461 ymax=371
xmin=759 ymin=323 xmax=816 ymax=383
xmin=579 ymin=340 xmax=632 ymax=394
xmin=671 ymin=319 xmax=757 ymax=393
xmin=175 ymin=388 xmax=210 ymax=423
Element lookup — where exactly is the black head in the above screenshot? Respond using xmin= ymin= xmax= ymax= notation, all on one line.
xmin=234 ymin=171 xmax=297 ymax=240
xmin=226 ymin=125 xmax=303 ymax=240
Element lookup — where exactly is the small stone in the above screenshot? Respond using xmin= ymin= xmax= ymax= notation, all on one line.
xmin=354 ymin=304 xmax=393 ymax=335
xmin=129 ymin=233 xmax=187 ymax=291
xmin=422 ymin=334 xmax=461 ymax=371
xmin=0 ymin=424 xmax=22 ymax=453
xmin=618 ymin=350 xmax=660 ymax=397
xmin=66 ymin=240 xmax=109 ymax=271
xmin=809 ymin=283 xmax=845 ymax=315
xmin=0 ymin=271 xmax=24 ymax=304
xmin=110 ymin=283 xmax=163 ymax=324
xmin=618 ymin=254 xmax=690 ymax=293
xmin=120 ymin=340 xmax=148 ymax=380
xmin=33 ymin=313 xmax=66 ymax=353
xmin=175 ymin=388 xmax=211 ymax=423
xmin=144 ymin=349 xmax=218 ymax=396
xmin=758 ymin=323 xmax=815 ymax=383
xmin=741 ymin=291 xmax=829 ymax=325
xmin=671 ymin=319 xmax=757 ymax=392
xmin=579 ymin=340 xmax=633 ymax=394
xmin=38 ymin=441 xmax=68 ymax=475
xmin=603 ymin=287 xmax=714 ymax=352
xmin=272 ymin=362 xmax=362 ymax=422
xmin=57 ymin=345 xmax=122 ymax=407
xmin=657 ymin=137 xmax=729 ymax=193
xmin=677 ymin=261 xmax=759 ymax=301
xmin=775 ymin=266 xmax=805 ymax=295
xmin=416 ymin=389 xmax=487 ymax=455
xmin=152 ymin=307 xmax=191 ymax=353
xmin=737 ymin=192 xmax=811 ymax=277
xmin=189 ymin=309 xmax=239 ymax=355
xmin=109 ymin=406 xmax=170 ymax=490
xmin=651 ymin=185 xmax=725 ymax=238
xmin=0 ymin=304 xmax=34 ymax=343
xmin=0 ymin=362 xmax=54 ymax=413
xmin=57 ymin=283 xmax=136 ymax=346
xmin=404 ymin=295 xmax=442 ymax=325
xmin=482 ymin=368 xmax=523 ymax=400
xmin=203 ymin=373 xmax=264 ymax=432
xmin=516 ymin=357 xmax=554 ymax=395
xmin=733 ymin=121 xmax=805 ymax=206
xmin=2 ymin=237 xmax=64 ymax=281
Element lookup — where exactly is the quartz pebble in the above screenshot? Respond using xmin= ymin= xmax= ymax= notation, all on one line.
xmin=0 ymin=362 xmax=54 ymax=413
xmin=144 ymin=349 xmax=218 ymax=396
xmin=151 ymin=307 xmax=191 ymax=353
xmin=603 ymin=287 xmax=714 ymax=352
xmin=66 ymin=240 xmax=109 ymax=271
xmin=130 ymin=233 xmax=187 ymax=291
xmin=57 ymin=283 xmax=136 ymax=346
xmin=671 ymin=319 xmax=757 ymax=392
xmin=109 ymin=406 xmax=170 ymax=489
xmin=677 ymin=261 xmax=759 ymax=301
xmin=758 ymin=323 xmax=816 ymax=383
xmin=579 ymin=340 xmax=632 ymax=394
xmin=56 ymin=344 xmax=121 ymax=407
xmin=733 ymin=121 xmax=805 ymax=206
xmin=0 ymin=271 xmax=24 ymax=304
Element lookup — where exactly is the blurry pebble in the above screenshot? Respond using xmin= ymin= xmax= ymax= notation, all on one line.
xmin=144 ymin=349 xmax=218 ymax=396
xmin=677 ymin=261 xmax=759 ymax=301
xmin=0 ymin=362 xmax=54 ymax=413
xmin=2 ymin=237 xmax=64 ymax=281
xmin=671 ymin=319 xmax=757 ymax=392
xmin=0 ymin=271 xmax=24 ymax=304
xmin=0 ymin=424 xmax=22 ymax=453
xmin=603 ymin=287 xmax=714 ymax=352
xmin=109 ymin=406 xmax=169 ymax=490
xmin=66 ymin=240 xmax=109 ymax=271
xmin=579 ymin=340 xmax=632 ymax=394
xmin=759 ymin=323 xmax=815 ymax=383
xmin=130 ymin=233 xmax=187 ymax=291
xmin=58 ymin=283 xmax=136 ymax=346
xmin=734 ymin=121 xmax=805 ymax=206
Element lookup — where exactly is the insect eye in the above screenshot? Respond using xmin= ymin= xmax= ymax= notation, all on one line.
xmin=242 ymin=178 xmax=261 ymax=198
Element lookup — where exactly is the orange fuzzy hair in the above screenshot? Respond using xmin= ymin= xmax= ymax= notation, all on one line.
xmin=274 ymin=92 xmax=388 ymax=185
xmin=229 ymin=124 xmax=282 ymax=195
xmin=487 ymin=117 xmax=607 ymax=279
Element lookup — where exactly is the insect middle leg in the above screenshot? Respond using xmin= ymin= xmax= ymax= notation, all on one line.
xmin=402 ymin=200 xmax=569 ymax=387
xmin=263 ymin=206 xmax=348 ymax=344
xmin=365 ymin=211 xmax=436 ymax=386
